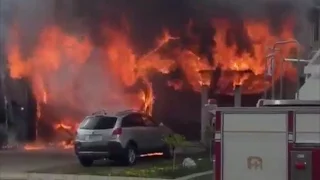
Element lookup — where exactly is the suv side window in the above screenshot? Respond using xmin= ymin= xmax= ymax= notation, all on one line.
xmin=79 ymin=116 xmax=117 ymax=130
xmin=142 ymin=115 xmax=158 ymax=127
xmin=122 ymin=113 xmax=145 ymax=127
xmin=98 ymin=117 xmax=118 ymax=129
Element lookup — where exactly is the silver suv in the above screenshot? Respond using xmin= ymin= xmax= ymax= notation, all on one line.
xmin=74 ymin=110 xmax=173 ymax=166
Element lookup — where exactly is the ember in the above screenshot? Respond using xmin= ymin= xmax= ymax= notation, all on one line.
xmin=2 ymin=0 xmax=301 ymax=150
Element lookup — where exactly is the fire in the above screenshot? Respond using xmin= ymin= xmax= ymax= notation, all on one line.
xmin=6 ymin=17 xmax=297 ymax=150
xmin=54 ymin=123 xmax=72 ymax=130
xmin=7 ymin=23 xmax=175 ymax=150
xmin=140 ymin=152 xmax=164 ymax=157
xmin=24 ymin=144 xmax=46 ymax=151
xmin=58 ymin=141 xmax=74 ymax=149
xmin=24 ymin=141 xmax=74 ymax=151
xmin=211 ymin=19 xmax=297 ymax=93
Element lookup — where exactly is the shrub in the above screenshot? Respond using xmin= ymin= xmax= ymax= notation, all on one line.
xmin=162 ymin=133 xmax=188 ymax=170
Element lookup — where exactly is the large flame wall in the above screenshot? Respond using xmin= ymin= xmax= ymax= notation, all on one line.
xmin=1 ymin=0 xmax=305 ymax=145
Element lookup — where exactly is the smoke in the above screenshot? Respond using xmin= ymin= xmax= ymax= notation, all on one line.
xmin=0 ymin=0 xmax=55 ymax=56
xmin=0 ymin=0 xmax=53 ymax=105
xmin=67 ymin=0 xmax=314 ymax=47
xmin=0 ymin=0 xmax=13 ymax=43
xmin=1 ymin=0 xmax=313 ymax=48
xmin=45 ymin=48 xmax=130 ymax=115
xmin=0 ymin=0 xmax=314 ymax=63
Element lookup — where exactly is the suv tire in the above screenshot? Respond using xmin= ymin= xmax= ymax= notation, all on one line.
xmin=122 ymin=144 xmax=137 ymax=166
xmin=162 ymin=145 xmax=173 ymax=159
xmin=78 ymin=157 xmax=94 ymax=167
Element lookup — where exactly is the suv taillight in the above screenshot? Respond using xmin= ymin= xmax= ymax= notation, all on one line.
xmin=112 ymin=128 xmax=122 ymax=135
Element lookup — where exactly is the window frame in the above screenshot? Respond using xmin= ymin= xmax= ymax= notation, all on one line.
xmin=121 ymin=113 xmax=145 ymax=127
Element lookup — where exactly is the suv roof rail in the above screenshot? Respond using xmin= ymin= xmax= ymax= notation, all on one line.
xmin=91 ymin=110 xmax=108 ymax=116
xmin=116 ymin=109 xmax=141 ymax=116
xmin=90 ymin=109 xmax=143 ymax=117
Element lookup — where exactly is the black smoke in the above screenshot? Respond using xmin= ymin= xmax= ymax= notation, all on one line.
xmin=54 ymin=0 xmax=312 ymax=50
xmin=1 ymin=0 xmax=313 ymax=58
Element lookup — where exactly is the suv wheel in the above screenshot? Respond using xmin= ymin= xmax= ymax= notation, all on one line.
xmin=78 ymin=157 xmax=94 ymax=167
xmin=122 ymin=145 xmax=137 ymax=166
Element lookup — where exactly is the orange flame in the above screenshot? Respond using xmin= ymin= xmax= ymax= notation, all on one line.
xmin=54 ymin=123 xmax=72 ymax=130
xmin=6 ymin=17 xmax=297 ymax=150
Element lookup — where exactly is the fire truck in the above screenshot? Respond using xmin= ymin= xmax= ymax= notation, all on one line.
xmin=206 ymin=42 xmax=320 ymax=180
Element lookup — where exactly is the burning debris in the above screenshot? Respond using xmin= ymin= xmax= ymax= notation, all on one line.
xmin=0 ymin=0 xmax=309 ymax=150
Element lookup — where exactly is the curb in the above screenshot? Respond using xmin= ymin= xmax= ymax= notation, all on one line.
xmin=176 ymin=170 xmax=213 ymax=180
xmin=0 ymin=171 xmax=213 ymax=180
xmin=0 ymin=172 xmax=170 ymax=180
xmin=0 ymin=172 xmax=28 ymax=179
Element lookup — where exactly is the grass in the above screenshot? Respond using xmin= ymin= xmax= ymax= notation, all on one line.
xmin=30 ymin=152 xmax=213 ymax=179
xmin=188 ymin=174 xmax=213 ymax=180
xmin=111 ymin=153 xmax=212 ymax=179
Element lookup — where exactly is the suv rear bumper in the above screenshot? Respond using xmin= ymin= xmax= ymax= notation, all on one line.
xmin=74 ymin=141 xmax=125 ymax=159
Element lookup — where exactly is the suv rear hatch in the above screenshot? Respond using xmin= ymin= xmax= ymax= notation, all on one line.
xmin=76 ymin=116 xmax=118 ymax=142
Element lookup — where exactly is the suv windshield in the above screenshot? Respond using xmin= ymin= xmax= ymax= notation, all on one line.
xmin=79 ymin=116 xmax=117 ymax=130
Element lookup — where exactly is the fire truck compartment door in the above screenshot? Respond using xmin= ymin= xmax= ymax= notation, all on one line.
xmin=222 ymin=113 xmax=287 ymax=180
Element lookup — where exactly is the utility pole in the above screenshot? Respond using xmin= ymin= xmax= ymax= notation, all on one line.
xmin=0 ymin=0 xmax=11 ymax=133
xmin=0 ymin=43 xmax=9 ymax=131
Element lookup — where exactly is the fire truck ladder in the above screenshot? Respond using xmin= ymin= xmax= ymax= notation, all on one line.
xmin=264 ymin=39 xmax=303 ymax=99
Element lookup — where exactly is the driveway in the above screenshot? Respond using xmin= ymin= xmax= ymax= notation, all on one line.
xmin=0 ymin=149 xmax=75 ymax=173
xmin=0 ymin=149 xmax=167 ymax=174
xmin=0 ymin=143 xmax=207 ymax=179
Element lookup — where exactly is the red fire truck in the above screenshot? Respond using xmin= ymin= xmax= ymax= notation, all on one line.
xmin=207 ymin=99 xmax=320 ymax=180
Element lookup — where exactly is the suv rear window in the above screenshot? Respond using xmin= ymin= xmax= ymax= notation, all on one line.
xmin=79 ymin=116 xmax=117 ymax=130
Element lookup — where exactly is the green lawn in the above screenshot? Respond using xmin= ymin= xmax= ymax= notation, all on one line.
xmin=30 ymin=152 xmax=213 ymax=179
xmin=112 ymin=153 xmax=212 ymax=179
xmin=188 ymin=174 xmax=213 ymax=180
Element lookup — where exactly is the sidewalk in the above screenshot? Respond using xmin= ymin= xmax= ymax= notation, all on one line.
xmin=0 ymin=171 xmax=213 ymax=180
xmin=0 ymin=172 xmax=165 ymax=180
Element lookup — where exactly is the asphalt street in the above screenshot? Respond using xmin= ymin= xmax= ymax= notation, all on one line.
xmin=0 ymin=145 xmax=208 ymax=180
xmin=0 ymin=149 xmax=169 ymax=175
xmin=0 ymin=149 xmax=76 ymax=173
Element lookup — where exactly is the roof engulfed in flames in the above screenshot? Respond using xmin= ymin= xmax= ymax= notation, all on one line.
xmin=6 ymin=16 xmax=297 ymax=150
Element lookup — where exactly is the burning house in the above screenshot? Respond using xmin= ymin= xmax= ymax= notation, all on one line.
xmin=0 ymin=0 xmax=319 ymax=148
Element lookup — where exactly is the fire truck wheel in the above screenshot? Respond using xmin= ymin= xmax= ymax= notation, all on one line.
xmin=78 ymin=157 xmax=94 ymax=167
